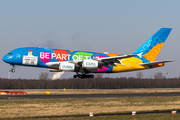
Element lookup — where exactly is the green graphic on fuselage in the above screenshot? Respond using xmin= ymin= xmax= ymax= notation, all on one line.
xmin=73 ymin=52 xmax=93 ymax=60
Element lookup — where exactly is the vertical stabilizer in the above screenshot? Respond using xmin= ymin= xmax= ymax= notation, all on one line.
xmin=133 ymin=28 xmax=172 ymax=62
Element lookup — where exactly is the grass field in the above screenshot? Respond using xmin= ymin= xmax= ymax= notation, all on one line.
xmin=1 ymin=96 xmax=180 ymax=119
xmin=3 ymin=114 xmax=180 ymax=120
xmin=2 ymin=88 xmax=180 ymax=94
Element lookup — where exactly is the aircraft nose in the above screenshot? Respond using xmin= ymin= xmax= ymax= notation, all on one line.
xmin=2 ymin=55 xmax=8 ymax=63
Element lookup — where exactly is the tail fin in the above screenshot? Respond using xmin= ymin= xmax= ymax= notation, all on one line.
xmin=133 ymin=28 xmax=172 ymax=62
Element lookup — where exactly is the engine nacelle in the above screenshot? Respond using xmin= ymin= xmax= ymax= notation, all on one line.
xmin=82 ymin=60 xmax=98 ymax=69
xmin=59 ymin=62 xmax=75 ymax=71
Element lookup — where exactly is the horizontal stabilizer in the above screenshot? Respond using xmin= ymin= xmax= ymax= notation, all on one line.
xmin=139 ymin=60 xmax=175 ymax=66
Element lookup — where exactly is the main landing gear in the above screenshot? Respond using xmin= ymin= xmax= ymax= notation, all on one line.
xmin=73 ymin=74 xmax=94 ymax=79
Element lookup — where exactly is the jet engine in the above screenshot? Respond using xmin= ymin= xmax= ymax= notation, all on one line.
xmin=59 ymin=62 xmax=75 ymax=71
xmin=82 ymin=59 xmax=98 ymax=69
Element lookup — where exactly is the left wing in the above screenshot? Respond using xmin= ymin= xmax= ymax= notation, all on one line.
xmin=93 ymin=54 xmax=137 ymax=67
xmin=46 ymin=54 xmax=137 ymax=70
xmin=93 ymin=54 xmax=137 ymax=61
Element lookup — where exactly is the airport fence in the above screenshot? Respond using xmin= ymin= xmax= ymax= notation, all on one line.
xmin=0 ymin=77 xmax=180 ymax=89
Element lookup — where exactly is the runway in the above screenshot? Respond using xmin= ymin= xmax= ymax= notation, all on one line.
xmin=0 ymin=92 xmax=180 ymax=99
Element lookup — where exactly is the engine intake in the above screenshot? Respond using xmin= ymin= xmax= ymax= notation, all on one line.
xmin=59 ymin=62 xmax=75 ymax=71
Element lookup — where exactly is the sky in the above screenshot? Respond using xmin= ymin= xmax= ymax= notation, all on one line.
xmin=0 ymin=0 xmax=180 ymax=79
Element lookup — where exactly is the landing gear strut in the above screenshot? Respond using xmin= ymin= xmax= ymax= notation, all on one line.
xmin=73 ymin=74 xmax=94 ymax=79
xmin=10 ymin=65 xmax=15 ymax=73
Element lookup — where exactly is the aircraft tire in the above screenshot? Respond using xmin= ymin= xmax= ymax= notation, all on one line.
xmin=73 ymin=75 xmax=77 ymax=78
xmin=91 ymin=75 xmax=94 ymax=78
xmin=75 ymin=74 xmax=94 ymax=79
xmin=80 ymin=74 xmax=86 ymax=79
xmin=11 ymin=69 xmax=15 ymax=73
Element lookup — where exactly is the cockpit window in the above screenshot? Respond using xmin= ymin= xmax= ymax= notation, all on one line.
xmin=8 ymin=53 xmax=12 ymax=55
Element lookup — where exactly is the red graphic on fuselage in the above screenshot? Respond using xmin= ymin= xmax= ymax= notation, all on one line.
xmin=53 ymin=49 xmax=69 ymax=62
xmin=28 ymin=50 xmax=33 ymax=56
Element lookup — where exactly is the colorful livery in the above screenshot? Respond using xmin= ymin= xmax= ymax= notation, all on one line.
xmin=2 ymin=28 xmax=173 ymax=78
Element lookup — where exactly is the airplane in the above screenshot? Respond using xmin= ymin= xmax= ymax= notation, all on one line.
xmin=2 ymin=28 xmax=174 ymax=79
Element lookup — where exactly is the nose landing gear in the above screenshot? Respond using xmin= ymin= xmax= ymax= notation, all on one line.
xmin=10 ymin=65 xmax=15 ymax=73
xmin=11 ymin=69 xmax=15 ymax=73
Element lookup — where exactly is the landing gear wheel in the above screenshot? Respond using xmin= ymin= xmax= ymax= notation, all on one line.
xmin=11 ymin=69 xmax=15 ymax=73
xmin=73 ymin=75 xmax=77 ymax=78
xmin=77 ymin=74 xmax=81 ymax=78
xmin=73 ymin=74 xmax=94 ymax=79
xmin=91 ymin=75 xmax=94 ymax=78
xmin=80 ymin=74 xmax=86 ymax=79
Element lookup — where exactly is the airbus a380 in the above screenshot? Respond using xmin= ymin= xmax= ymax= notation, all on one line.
xmin=2 ymin=28 xmax=173 ymax=78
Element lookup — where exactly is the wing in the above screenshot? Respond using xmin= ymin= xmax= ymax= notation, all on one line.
xmin=94 ymin=54 xmax=137 ymax=61
xmin=93 ymin=54 xmax=137 ymax=68
xmin=139 ymin=60 xmax=175 ymax=66
xmin=46 ymin=54 xmax=137 ymax=70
